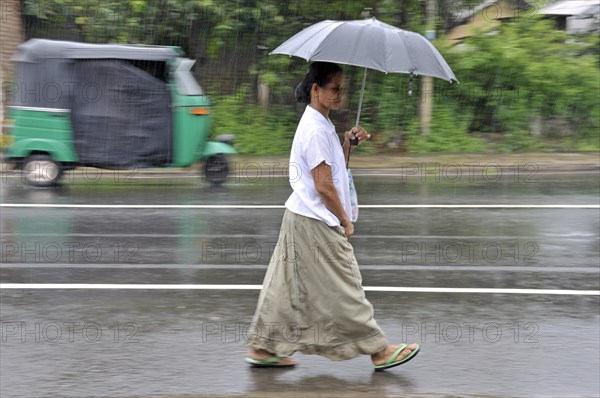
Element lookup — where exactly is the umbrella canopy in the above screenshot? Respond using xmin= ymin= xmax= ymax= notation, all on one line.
xmin=271 ymin=17 xmax=458 ymax=82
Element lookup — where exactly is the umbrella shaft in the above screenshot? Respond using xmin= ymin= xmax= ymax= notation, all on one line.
xmin=355 ymin=67 xmax=367 ymax=128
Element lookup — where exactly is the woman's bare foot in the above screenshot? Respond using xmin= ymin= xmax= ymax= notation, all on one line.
xmin=246 ymin=349 xmax=297 ymax=366
xmin=371 ymin=343 xmax=419 ymax=366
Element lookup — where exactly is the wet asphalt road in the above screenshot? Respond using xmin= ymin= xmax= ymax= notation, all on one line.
xmin=0 ymin=166 xmax=599 ymax=398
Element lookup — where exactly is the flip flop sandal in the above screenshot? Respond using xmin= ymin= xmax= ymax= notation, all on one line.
xmin=374 ymin=343 xmax=420 ymax=371
xmin=245 ymin=355 xmax=296 ymax=368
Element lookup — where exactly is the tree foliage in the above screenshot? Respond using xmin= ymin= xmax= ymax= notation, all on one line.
xmin=442 ymin=17 xmax=599 ymax=150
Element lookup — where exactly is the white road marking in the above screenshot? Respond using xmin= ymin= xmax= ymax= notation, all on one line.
xmin=1 ymin=204 xmax=598 ymax=209
xmin=0 ymin=283 xmax=598 ymax=295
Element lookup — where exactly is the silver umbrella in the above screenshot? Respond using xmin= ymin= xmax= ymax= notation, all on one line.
xmin=271 ymin=17 xmax=458 ymax=127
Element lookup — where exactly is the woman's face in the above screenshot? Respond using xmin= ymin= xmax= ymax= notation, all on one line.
xmin=312 ymin=72 xmax=344 ymax=113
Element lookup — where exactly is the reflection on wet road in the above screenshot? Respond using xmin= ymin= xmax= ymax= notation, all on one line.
xmin=1 ymin=171 xmax=599 ymax=397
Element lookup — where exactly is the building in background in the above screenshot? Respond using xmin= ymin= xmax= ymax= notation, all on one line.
xmin=446 ymin=0 xmax=599 ymax=44
xmin=539 ymin=0 xmax=600 ymax=33
xmin=446 ymin=0 xmax=533 ymax=44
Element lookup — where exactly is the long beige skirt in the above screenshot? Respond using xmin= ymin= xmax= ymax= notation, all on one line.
xmin=245 ymin=209 xmax=388 ymax=360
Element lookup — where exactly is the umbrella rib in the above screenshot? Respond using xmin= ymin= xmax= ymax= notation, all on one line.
xmin=296 ymin=23 xmax=339 ymax=58
xmin=423 ymin=40 xmax=458 ymax=82
xmin=397 ymin=31 xmax=456 ymax=82
xmin=272 ymin=21 xmax=339 ymax=59
xmin=351 ymin=23 xmax=369 ymax=69
xmin=311 ymin=21 xmax=386 ymax=72
xmin=396 ymin=30 xmax=415 ymax=75
xmin=310 ymin=22 xmax=350 ymax=62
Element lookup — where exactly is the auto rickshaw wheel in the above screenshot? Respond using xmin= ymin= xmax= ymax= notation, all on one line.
xmin=204 ymin=154 xmax=229 ymax=185
xmin=23 ymin=154 xmax=63 ymax=187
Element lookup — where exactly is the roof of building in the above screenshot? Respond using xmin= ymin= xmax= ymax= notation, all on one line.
xmin=539 ymin=0 xmax=600 ymax=16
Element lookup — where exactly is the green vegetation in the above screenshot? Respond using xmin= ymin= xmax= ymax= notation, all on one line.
xmin=211 ymin=86 xmax=297 ymax=155
xmin=21 ymin=0 xmax=600 ymax=154
xmin=444 ymin=18 xmax=600 ymax=152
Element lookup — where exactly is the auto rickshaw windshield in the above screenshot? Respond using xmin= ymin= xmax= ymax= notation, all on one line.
xmin=174 ymin=58 xmax=204 ymax=96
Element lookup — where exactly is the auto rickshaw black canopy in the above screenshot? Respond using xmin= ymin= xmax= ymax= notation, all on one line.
xmin=11 ymin=39 xmax=179 ymax=169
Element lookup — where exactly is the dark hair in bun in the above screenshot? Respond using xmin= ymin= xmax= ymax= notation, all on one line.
xmin=294 ymin=62 xmax=342 ymax=104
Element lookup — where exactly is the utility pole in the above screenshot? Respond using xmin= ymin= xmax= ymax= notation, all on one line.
xmin=421 ymin=0 xmax=436 ymax=135
xmin=1 ymin=1 xmax=25 ymax=143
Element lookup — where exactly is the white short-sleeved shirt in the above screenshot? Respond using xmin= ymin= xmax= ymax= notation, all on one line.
xmin=285 ymin=105 xmax=351 ymax=227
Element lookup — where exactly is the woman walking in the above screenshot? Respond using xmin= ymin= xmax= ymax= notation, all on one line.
xmin=244 ymin=62 xmax=420 ymax=371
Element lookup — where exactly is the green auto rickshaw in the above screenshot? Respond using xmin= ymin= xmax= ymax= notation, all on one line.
xmin=6 ymin=39 xmax=236 ymax=187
